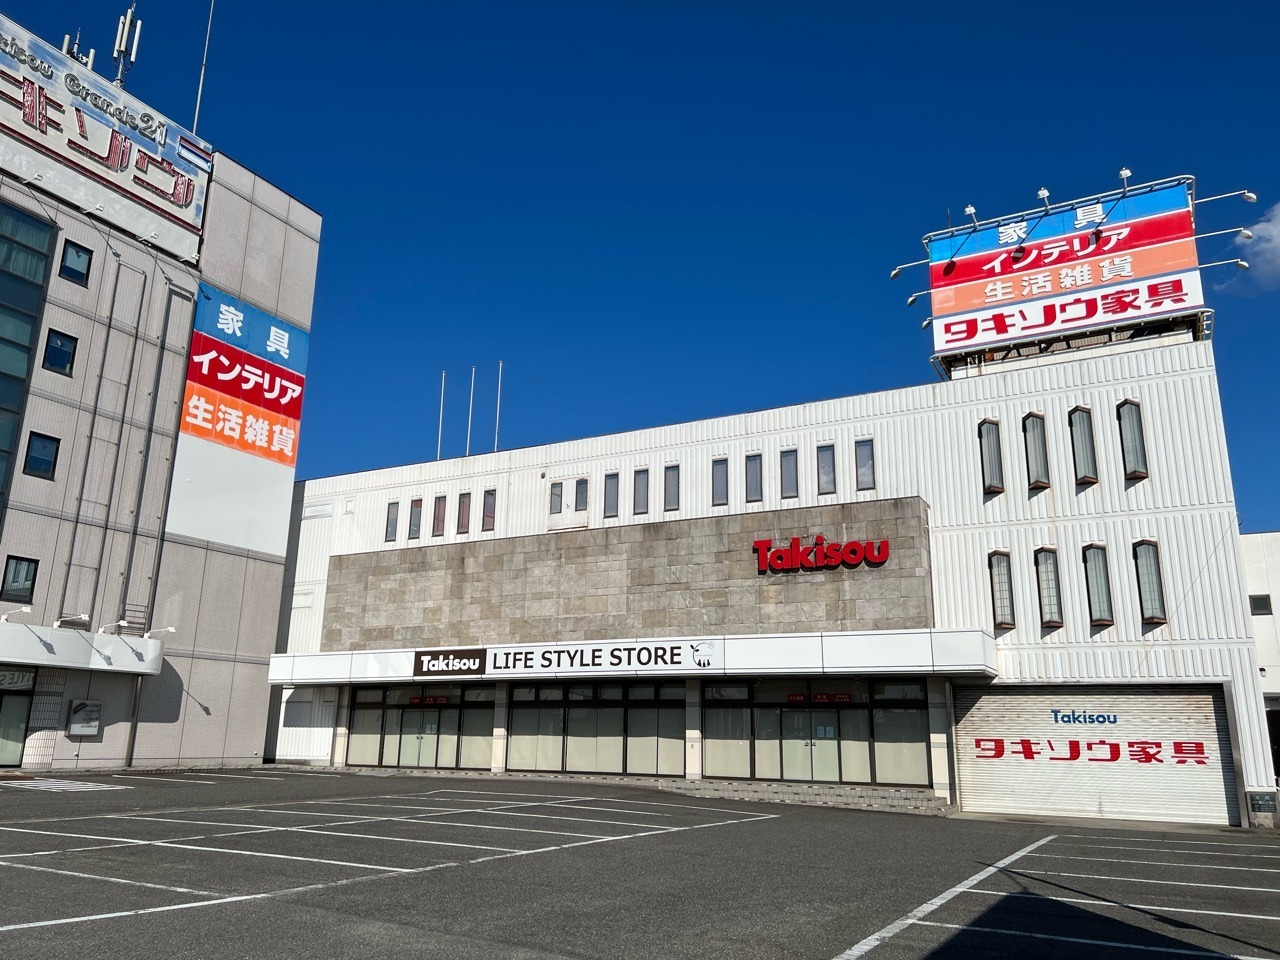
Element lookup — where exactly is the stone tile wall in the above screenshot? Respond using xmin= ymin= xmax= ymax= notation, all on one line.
xmin=322 ymin=498 xmax=932 ymax=652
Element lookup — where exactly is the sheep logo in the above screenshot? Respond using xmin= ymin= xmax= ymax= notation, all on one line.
xmin=689 ymin=641 xmax=716 ymax=668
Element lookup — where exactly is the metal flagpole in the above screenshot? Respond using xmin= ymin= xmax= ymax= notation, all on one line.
xmin=465 ymin=365 xmax=476 ymax=456
xmin=436 ymin=371 xmax=445 ymax=461
xmin=192 ymin=0 xmax=215 ymax=135
xmin=493 ymin=361 xmax=503 ymax=452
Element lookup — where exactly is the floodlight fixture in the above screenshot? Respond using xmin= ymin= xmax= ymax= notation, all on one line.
xmin=1037 ymin=187 xmax=1051 ymax=212
xmin=0 ymin=605 xmax=31 ymax=623
xmin=1195 ymin=189 xmax=1257 ymax=205
xmin=1119 ymin=167 xmax=1132 ymax=188
xmin=964 ymin=204 xmax=978 ymax=226
xmin=890 ymin=258 xmax=927 ymax=280
xmin=1200 ymin=258 xmax=1249 ymax=270
xmin=907 ymin=291 xmax=929 ymax=307
xmin=143 ymin=626 xmax=177 ymax=641
xmin=53 ymin=613 xmax=89 ymax=629
xmin=96 ymin=619 xmax=130 ymax=635
xmin=921 ymin=317 xmax=933 ymax=330
xmin=1195 ymin=227 xmax=1254 ymax=241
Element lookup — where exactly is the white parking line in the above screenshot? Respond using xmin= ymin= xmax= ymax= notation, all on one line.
xmin=396 ymin=819 xmax=613 ymax=839
xmin=910 ymin=920 xmax=1271 ymax=959
xmin=152 ymin=841 xmax=413 ymax=872
xmin=259 ymin=770 xmax=340 ymax=777
xmin=0 ymin=894 xmax=266 ymax=933
xmin=290 ymin=827 xmax=521 ymax=854
xmin=1015 ymin=868 xmax=1280 ymax=894
xmin=461 ymin=808 xmax=680 ymax=830
xmin=1024 ymin=851 xmax=1280 ymax=874
xmin=963 ymin=889 xmax=1280 ymax=923
xmin=201 ymin=773 xmax=289 ymax=781
xmin=0 ymin=859 xmax=217 ymax=895
xmin=112 ymin=775 xmax=217 ymax=785
xmin=829 ymin=835 xmax=1057 ymax=960
xmin=1046 ymin=841 xmax=1280 ymax=861
xmin=543 ymin=802 xmax=673 ymax=817
xmin=1056 ymin=834 xmax=1280 ymax=851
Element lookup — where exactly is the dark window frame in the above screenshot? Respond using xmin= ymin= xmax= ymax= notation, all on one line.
xmin=711 ymin=458 xmax=728 ymax=507
xmin=456 ymin=492 xmax=471 ymax=535
xmin=42 ymin=330 xmax=77 ymax=377
xmin=780 ymin=449 xmax=798 ymax=500
xmin=432 ymin=495 xmax=447 ymax=537
xmin=1251 ymin=595 xmax=1273 ymax=616
xmin=1083 ymin=544 xmax=1114 ymax=626
xmin=855 ymin=438 xmax=876 ymax=492
xmin=1023 ymin=413 xmax=1050 ymax=490
xmin=1069 ymin=405 xmax=1098 ymax=486
xmin=22 ymin=431 xmax=59 ymax=481
xmin=816 ymin=444 xmax=836 ymax=496
xmin=481 ymin=489 xmax=496 ymax=531
xmin=574 ymin=478 xmax=588 ymax=512
xmin=979 ymin=419 xmax=1004 ymax=494
xmin=549 ymin=482 xmax=562 ymax=515
xmin=0 ymin=555 xmax=37 ymax=603
xmin=1034 ymin=547 xmax=1064 ymax=628
xmin=745 ymin=454 xmax=763 ymax=503
xmin=407 ymin=498 xmax=423 ymax=540
xmin=1117 ymin=400 xmax=1150 ymax=481
xmin=988 ymin=550 xmax=1015 ymax=629
xmin=58 ymin=239 xmax=92 ymax=286
xmin=384 ymin=501 xmax=399 ymax=542
xmin=1133 ymin=539 xmax=1168 ymax=625
xmin=664 ymin=464 xmax=680 ymax=512
xmin=603 ymin=473 xmax=619 ymax=518
xmin=633 ymin=468 xmax=649 ymax=515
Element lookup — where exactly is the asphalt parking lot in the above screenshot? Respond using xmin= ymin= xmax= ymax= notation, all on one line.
xmin=0 ymin=770 xmax=1277 ymax=959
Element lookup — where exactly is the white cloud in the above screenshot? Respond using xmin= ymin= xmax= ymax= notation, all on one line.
xmin=1233 ymin=200 xmax=1280 ymax=291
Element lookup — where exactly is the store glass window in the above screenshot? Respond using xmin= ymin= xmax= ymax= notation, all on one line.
xmin=1134 ymin=540 xmax=1167 ymax=624
xmin=1117 ymin=400 xmax=1149 ymax=480
xmin=1069 ymin=406 xmax=1098 ymax=485
xmin=603 ymin=473 xmax=619 ymax=518
xmin=711 ymin=458 xmax=728 ymax=506
xmin=979 ymin=420 xmax=1004 ymax=493
xmin=780 ymin=449 xmax=798 ymax=499
xmin=745 ymin=453 xmax=762 ymax=502
xmin=817 ymin=444 xmax=836 ymax=495
xmin=1084 ymin=544 xmax=1114 ymax=626
xmin=633 ymin=468 xmax=649 ymax=515
xmin=1023 ymin=414 xmax=1050 ymax=489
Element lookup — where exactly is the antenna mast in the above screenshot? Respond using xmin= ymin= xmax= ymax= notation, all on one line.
xmin=193 ymin=0 xmax=215 ymax=135
xmin=112 ymin=3 xmax=142 ymax=88
xmin=61 ymin=29 xmax=96 ymax=73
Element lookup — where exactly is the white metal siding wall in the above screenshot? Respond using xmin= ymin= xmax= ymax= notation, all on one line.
xmin=274 ymin=686 xmax=337 ymax=762
xmin=955 ymin=685 xmax=1239 ymax=826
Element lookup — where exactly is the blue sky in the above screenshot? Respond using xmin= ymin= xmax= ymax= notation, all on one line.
xmin=11 ymin=1 xmax=1280 ymax=531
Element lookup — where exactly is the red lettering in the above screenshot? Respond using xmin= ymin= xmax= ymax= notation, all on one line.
xmin=841 ymin=541 xmax=864 ymax=565
xmin=752 ymin=539 xmax=772 ymax=573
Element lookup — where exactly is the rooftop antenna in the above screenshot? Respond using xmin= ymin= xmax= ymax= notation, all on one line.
xmin=61 ymin=29 xmax=97 ymax=73
xmin=465 ymin=365 xmax=476 ymax=456
xmin=436 ymin=371 xmax=446 ymax=461
xmin=493 ymin=360 xmax=503 ymax=452
xmin=192 ymin=0 xmax=215 ymax=135
xmin=112 ymin=3 xmax=142 ymax=89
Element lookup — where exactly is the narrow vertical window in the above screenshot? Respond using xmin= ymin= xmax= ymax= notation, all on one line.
xmin=549 ymin=482 xmax=562 ymax=514
xmin=1069 ymin=406 xmax=1098 ymax=486
xmin=988 ymin=552 xmax=1015 ymax=629
xmin=1034 ymin=548 xmax=1063 ymax=628
xmin=711 ymin=458 xmax=728 ymax=506
xmin=574 ymin=478 xmax=588 ymax=512
xmin=633 ymin=468 xmax=649 ymax=515
xmin=664 ymin=464 xmax=680 ymax=512
xmin=407 ymin=498 xmax=423 ymax=539
xmin=855 ymin=439 xmax=875 ymax=491
xmin=603 ymin=473 xmax=619 ymax=518
xmin=745 ymin=454 xmax=762 ymax=502
xmin=1 ymin=556 xmax=38 ymax=603
xmin=384 ymin=502 xmax=399 ymax=542
xmin=482 ymin=489 xmax=496 ymax=531
xmin=817 ymin=444 xmax=836 ymax=495
xmin=979 ymin=420 xmax=1004 ymax=494
xmin=456 ymin=492 xmax=471 ymax=534
xmin=1083 ymin=545 xmax=1113 ymax=626
xmin=1117 ymin=400 xmax=1149 ymax=480
xmin=432 ymin=495 xmax=446 ymax=537
xmin=780 ymin=449 xmax=798 ymax=499
xmin=1023 ymin=414 xmax=1050 ymax=489
xmin=1134 ymin=541 xmax=1167 ymax=624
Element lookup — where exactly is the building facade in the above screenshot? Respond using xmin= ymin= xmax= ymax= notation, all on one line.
xmin=271 ymin=327 xmax=1275 ymax=826
xmin=0 ymin=14 xmax=319 ymax=770
xmin=1243 ymin=531 xmax=1280 ymax=783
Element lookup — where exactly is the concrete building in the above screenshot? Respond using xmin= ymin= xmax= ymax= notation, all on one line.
xmin=1243 ymin=531 xmax=1279 ymax=781
xmin=0 ymin=13 xmax=319 ymax=770
xmin=269 ymin=175 xmax=1277 ymax=827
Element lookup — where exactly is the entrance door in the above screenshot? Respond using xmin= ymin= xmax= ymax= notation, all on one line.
xmin=781 ymin=710 xmax=812 ymax=781
xmin=399 ymin=709 xmax=439 ymax=767
xmin=810 ymin=710 xmax=840 ymax=782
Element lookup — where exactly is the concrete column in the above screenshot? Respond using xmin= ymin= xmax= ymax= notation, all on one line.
xmin=330 ymin=685 xmax=351 ymax=768
xmin=490 ymin=682 xmax=509 ymax=773
xmin=684 ymin=677 xmax=702 ymax=780
xmin=927 ymin=677 xmax=954 ymax=803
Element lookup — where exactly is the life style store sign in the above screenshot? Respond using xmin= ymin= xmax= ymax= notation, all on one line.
xmin=414 ymin=638 xmax=726 ymax=681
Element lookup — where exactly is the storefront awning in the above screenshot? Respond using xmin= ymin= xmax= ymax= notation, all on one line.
xmin=0 ymin=622 xmax=164 ymax=676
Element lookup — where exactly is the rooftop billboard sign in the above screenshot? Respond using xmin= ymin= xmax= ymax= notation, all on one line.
xmin=0 ymin=14 xmax=212 ymax=262
xmin=925 ymin=179 xmax=1201 ymax=356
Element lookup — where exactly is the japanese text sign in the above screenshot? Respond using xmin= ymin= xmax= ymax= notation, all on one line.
xmin=180 ymin=382 xmax=299 ymax=467
xmin=187 ymin=331 xmax=305 ymax=421
xmin=0 ymin=14 xmax=211 ymax=262
xmin=195 ymin=283 xmax=309 ymax=377
xmin=925 ymin=183 xmax=1200 ymax=355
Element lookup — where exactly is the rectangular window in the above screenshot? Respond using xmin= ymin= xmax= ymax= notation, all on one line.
xmin=42 ymin=330 xmax=77 ymax=377
xmin=745 ymin=454 xmax=762 ymax=502
xmin=407 ymin=498 xmax=423 ymax=539
xmin=1251 ymin=595 xmax=1273 ymax=616
xmin=1069 ymin=406 xmax=1098 ymax=485
xmin=817 ymin=444 xmax=836 ymax=495
xmin=482 ymin=489 xmax=496 ymax=531
xmin=855 ymin=439 xmax=875 ymax=491
xmin=1133 ymin=540 xmax=1167 ymax=624
xmin=780 ymin=449 xmax=798 ymax=499
xmin=988 ymin=552 xmax=1015 ymax=629
xmin=1 ymin=555 xmax=37 ymax=603
xmin=1083 ymin=544 xmax=1114 ymax=626
xmin=1023 ymin=414 xmax=1050 ymax=489
xmin=384 ymin=502 xmax=398 ymax=542
xmin=1118 ymin=400 xmax=1149 ymax=480
xmin=1034 ymin=548 xmax=1063 ymax=628
xmin=979 ymin=420 xmax=1004 ymax=493
xmin=456 ymin=492 xmax=471 ymax=534
xmin=633 ymin=469 xmax=649 ymax=515
xmin=603 ymin=473 xmax=619 ymax=518
xmin=574 ymin=478 xmax=588 ymax=512
xmin=432 ymin=495 xmax=446 ymax=537
xmin=58 ymin=240 xmax=92 ymax=286
xmin=22 ymin=432 xmax=58 ymax=480
xmin=711 ymin=458 xmax=728 ymax=506
xmin=549 ymin=482 xmax=562 ymax=514
xmin=664 ymin=464 xmax=679 ymax=512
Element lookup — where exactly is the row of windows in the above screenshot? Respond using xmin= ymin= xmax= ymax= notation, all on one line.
xmin=978 ymin=401 xmax=1149 ymax=495
xmin=988 ymin=540 xmax=1167 ymax=631
xmin=549 ymin=440 xmax=878 ymax=518
xmin=385 ymin=489 xmax=497 ymax=542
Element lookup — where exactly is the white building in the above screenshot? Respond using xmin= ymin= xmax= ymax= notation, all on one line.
xmin=1243 ymin=531 xmax=1280 ymax=780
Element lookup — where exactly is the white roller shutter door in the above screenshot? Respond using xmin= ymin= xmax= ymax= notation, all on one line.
xmin=954 ymin=685 xmax=1239 ymax=826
